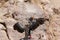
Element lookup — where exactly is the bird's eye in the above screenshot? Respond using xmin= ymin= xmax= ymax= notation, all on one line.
xmin=29 ymin=17 xmax=33 ymax=21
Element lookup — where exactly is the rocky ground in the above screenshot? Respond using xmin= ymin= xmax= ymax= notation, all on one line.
xmin=0 ymin=0 xmax=60 ymax=40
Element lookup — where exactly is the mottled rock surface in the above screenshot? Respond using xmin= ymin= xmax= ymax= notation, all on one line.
xmin=0 ymin=30 xmax=9 ymax=40
xmin=0 ymin=0 xmax=60 ymax=40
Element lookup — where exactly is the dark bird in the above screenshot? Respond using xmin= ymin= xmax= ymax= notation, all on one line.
xmin=13 ymin=17 xmax=49 ymax=33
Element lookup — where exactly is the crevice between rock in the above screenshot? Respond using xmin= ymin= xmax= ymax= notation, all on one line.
xmin=0 ymin=22 xmax=11 ymax=40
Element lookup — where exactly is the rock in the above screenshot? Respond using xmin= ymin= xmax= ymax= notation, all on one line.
xmin=7 ymin=28 xmax=25 ymax=40
xmin=31 ymin=24 xmax=48 ymax=40
xmin=0 ymin=30 xmax=9 ymax=40
xmin=0 ymin=24 xmax=6 ymax=30
xmin=50 ymin=15 xmax=60 ymax=40
xmin=0 ymin=18 xmax=4 ymax=22
xmin=40 ymin=0 xmax=50 ymax=4
xmin=0 ymin=0 xmax=60 ymax=40
xmin=4 ymin=18 xmax=17 ymax=29
xmin=0 ymin=7 xmax=8 ymax=17
xmin=11 ymin=1 xmax=45 ymax=27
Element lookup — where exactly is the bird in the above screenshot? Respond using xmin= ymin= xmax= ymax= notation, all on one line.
xmin=13 ymin=17 xmax=49 ymax=33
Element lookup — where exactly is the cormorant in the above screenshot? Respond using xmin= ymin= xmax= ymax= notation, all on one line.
xmin=13 ymin=17 xmax=49 ymax=33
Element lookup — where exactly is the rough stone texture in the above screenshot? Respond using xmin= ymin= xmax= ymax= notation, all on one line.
xmin=7 ymin=28 xmax=25 ymax=40
xmin=0 ymin=0 xmax=60 ymax=40
xmin=0 ymin=24 xmax=6 ymax=30
xmin=0 ymin=30 xmax=9 ymax=40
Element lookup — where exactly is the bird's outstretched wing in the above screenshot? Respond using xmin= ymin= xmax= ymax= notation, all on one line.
xmin=29 ymin=18 xmax=49 ymax=30
xmin=13 ymin=22 xmax=24 ymax=33
xmin=13 ymin=17 xmax=49 ymax=33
